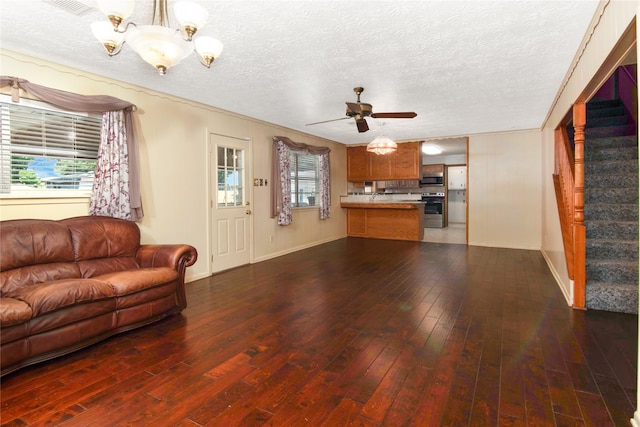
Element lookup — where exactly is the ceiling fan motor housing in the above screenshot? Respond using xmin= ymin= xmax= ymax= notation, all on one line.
xmin=346 ymin=103 xmax=373 ymax=117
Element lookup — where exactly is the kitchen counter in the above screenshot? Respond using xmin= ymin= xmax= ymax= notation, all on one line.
xmin=340 ymin=201 xmax=424 ymax=209
xmin=340 ymin=197 xmax=425 ymax=241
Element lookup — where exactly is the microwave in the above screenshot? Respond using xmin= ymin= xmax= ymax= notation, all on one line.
xmin=420 ymin=174 xmax=444 ymax=186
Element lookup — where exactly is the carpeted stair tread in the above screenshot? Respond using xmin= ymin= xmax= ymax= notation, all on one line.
xmin=587 ymin=145 xmax=638 ymax=161
xmin=587 ymin=98 xmax=626 ymax=110
xmin=586 ymin=219 xmax=638 ymax=238
xmin=586 ymin=238 xmax=638 ymax=260
xmin=586 ymin=259 xmax=638 ymax=283
xmin=584 ymin=158 xmax=637 ymax=175
xmin=585 ymin=124 xmax=637 ymax=138
xmin=586 ymin=282 xmax=638 ymax=314
xmin=585 ymin=135 xmax=637 ymax=148
xmin=584 ymin=188 xmax=639 ymax=204
xmin=585 ymin=173 xmax=638 ymax=189
xmin=587 ymin=114 xmax=633 ymax=128
xmin=584 ymin=204 xmax=638 ymax=222
xmin=587 ymin=105 xmax=626 ymax=119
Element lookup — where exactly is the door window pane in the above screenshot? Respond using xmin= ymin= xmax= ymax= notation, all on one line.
xmin=217 ymin=146 xmax=244 ymax=207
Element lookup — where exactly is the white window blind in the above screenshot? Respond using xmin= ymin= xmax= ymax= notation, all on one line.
xmin=0 ymin=100 xmax=102 ymax=194
xmin=290 ymin=151 xmax=319 ymax=207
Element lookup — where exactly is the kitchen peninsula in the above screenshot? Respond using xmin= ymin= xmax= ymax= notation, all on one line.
xmin=340 ymin=195 xmax=425 ymax=241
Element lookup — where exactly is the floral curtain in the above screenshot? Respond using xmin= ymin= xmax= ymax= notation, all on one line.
xmin=271 ymin=136 xmax=331 ymax=225
xmin=89 ymin=111 xmax=132 ymax=219
xmin=318 ymin=152 xmax=331 ymax=220
xmin=275 ymin=140 xmax=292 ymax=225
xmin=0 ymin=76 xmax=143 ymax=221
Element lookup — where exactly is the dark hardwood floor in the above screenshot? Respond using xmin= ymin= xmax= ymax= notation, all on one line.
xmin=1 ymin=238 xmax=637 ymax=426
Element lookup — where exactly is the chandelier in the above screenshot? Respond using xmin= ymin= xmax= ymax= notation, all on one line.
xmin=366 ymin=123 xmax=397 ymax=155
xmin=91 ymin=0 xmax=224 ymax=75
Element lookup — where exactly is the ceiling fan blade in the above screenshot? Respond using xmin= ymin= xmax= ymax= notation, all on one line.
xmin=355 ymin=118 xmax=369 ymax=133
xmin=306 ymin=117 xmax=351 ymax=126
xmin=371 ymin=112 xmax=417 ymax=119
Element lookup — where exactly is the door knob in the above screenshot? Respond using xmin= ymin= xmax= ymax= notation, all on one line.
xmin=246 ymin=209 xmax=252 ymax=215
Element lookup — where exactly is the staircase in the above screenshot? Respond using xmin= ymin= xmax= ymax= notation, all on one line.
xmin=583 ymin=98 xmax=638 ymax=314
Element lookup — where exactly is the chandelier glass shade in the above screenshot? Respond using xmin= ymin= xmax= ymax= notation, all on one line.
xmin=367 ymin=135 xmax=398 ymax=155
xmin=92 ymin=0 xmax=223 ymax=75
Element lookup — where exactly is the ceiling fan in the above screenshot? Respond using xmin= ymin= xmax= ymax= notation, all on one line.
xmin=306 ymin=87 xmax=417 ymax=133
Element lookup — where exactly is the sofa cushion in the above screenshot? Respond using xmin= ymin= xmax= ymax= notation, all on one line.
xmin=1 ymin=262 xmax=81 ymax=296
xmin=62 ymin=216 xmax=140 ymax=262
xmin=10 ymin=278 xmax=116 ymax=317
xmin=94 ymin=268 xmax=178 ymax=296
xmin=0 ymin=219 xmax=75 ymax=271
xmin=76 ymin=257 xmax=139 ymax=279
xmin=0 ymin=298 xmax=32 ymax=327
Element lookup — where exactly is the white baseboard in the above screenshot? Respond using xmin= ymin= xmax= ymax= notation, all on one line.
xmin=185 ymin=271 xmax=211 ymax=283
xmin=467 ymin=242 xmax=541 ymax=250
xmin=631 ymin=411 xmax=640 ymax=427
xmin=541 ymin=248 xmax=572 ymax=306
xmin=252 ymin=235 xmax=344 ymax=264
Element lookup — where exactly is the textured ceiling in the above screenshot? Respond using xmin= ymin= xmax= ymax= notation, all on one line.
xmin=0 ymin=0 xmax=600 ymax=153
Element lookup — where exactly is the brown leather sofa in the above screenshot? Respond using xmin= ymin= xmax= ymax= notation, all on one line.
xmin=0 ymin=215 xmax=197 ymax=376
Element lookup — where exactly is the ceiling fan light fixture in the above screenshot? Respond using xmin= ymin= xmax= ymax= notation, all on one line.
xmin=422 ymin=144 xmax=443 ymax=155
xmin=367 ymin=135 xmax=397 ymax=156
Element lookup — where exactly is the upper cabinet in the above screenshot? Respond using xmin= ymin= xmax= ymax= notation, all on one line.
xmin=346 ymin=145 xmax=370 ymax=181
xmin=392 ymin=142 xmax=421 ymax=179
xmin=347 ymin=141 xmax=421 ymax=181
xmin=448 ymin=165 xmax=467 ymax=189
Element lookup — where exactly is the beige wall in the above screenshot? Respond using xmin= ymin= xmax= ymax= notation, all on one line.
xmin=468 ymin=129 xmax=542 ymax=250
xmin=0 ymin=50 xmax=348 ymax=282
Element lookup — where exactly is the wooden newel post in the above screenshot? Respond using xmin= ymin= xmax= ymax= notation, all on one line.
xmin=573 ymin=103 xmax=586 ymax=309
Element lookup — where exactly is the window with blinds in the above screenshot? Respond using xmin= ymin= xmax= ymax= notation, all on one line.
xmin=0 ymin=99 xmax=102 ymax=195
xmin=290 ymin=151 xmax=319 ymax=207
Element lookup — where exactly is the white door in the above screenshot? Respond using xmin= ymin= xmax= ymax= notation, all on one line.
xmin=210 ymin=134 xmax=252 ymax=273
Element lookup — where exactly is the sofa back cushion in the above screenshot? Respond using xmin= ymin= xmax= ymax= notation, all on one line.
xmin=0 ymin=219 xmax=80 ymax=295
xmin=62 ymin=216 xmax=141 ymax=278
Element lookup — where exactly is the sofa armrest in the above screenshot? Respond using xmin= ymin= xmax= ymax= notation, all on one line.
xmin=137 ymin=244 xmax=197 ymax=270
xmin=136 ymin=244 xmax=198 ymax=309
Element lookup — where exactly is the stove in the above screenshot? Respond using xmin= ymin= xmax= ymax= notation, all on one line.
xmin=421 ymin=192 xmax=445 ymax=228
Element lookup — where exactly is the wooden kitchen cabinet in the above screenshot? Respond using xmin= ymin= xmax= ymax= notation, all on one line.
xmin=346 ymin=145 xmax=369 ymax=181
xmin=370 ymin=149 xmax=392 ymax=179
xmin=393 ymin=142 xmax=421 ymax=179
xmin=346 ymin=141 xmax=421 ymax=181
xmin=342 ymin=202 xmax=425 ymax=241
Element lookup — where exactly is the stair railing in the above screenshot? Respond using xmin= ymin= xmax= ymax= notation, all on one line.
xmin=553 ymin=102 xmax=586 ymax=309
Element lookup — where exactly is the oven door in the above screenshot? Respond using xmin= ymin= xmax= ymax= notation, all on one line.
xmin=422 ymin=197 xmax=444 ymax=228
